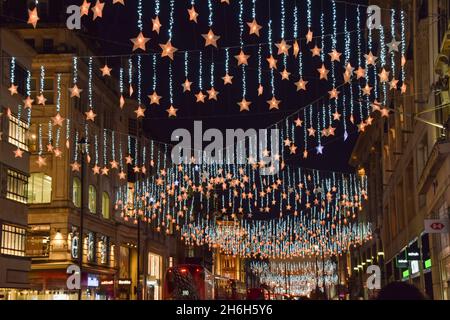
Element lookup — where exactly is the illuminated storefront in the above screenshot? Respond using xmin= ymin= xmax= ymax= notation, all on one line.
xmin=147 ymin=253 xmax=162 ymax=300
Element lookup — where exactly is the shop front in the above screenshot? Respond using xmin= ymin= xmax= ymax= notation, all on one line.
xmin=146 ymin=252 xmax=163 ymax=300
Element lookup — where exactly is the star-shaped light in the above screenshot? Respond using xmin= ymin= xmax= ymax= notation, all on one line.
xmin=332 ymin=111 xmax=342 ymax=121
xmin=125 ymin=155 xmax=133 ymax=164
xmin=401 ymin=83 xmax=407 ymax=94
xmin=152 ymin=16 xmax=162 ymax=34
xmin=27 ymin=7 xmax=39 ymax=28
xmin=195 ymin=91 xmax=206 ymax=103
xmin=238 ymin=98 xmax=251 ymax=112
xmin=362 ymin=84 xmax=373 ymax=96
xmin=386 ymin=39 xmax=401 ymax=53
xmin=148 ymin=91 xmax=162 ymax=105
xmin=166 ymin=105 xmax=178 ymax=117
xmin=290 ymin=144 xmax=298 ymax=154
xmin=202 ymin=29 xmax=220 ymax=47
xmin=380 ymin=108 xmax=390 ymax=117
xmin=23 ymin=96 xmax=34 ymax=109
xmin=207 ymin=87 xmax=219 ymax=100
xmin=113 ymin=0 xmax=125 ymax=5
xmin=160 ymin=40 xmax=178 ymax=60
xmin=378 ymin=68 xmax=390 ymax=82
xmin=133 ymin=165 xmax=140 ymax=173
xmin=36 ymin=94 xmax=47 ymax=105
xmin=188 ymin=6 xmax=199 ymax=23
xmin=100 ymin=64 xmax=112 ymax=76
xmin=85 ymin=109 xmax=97 ymax=121
xmin=267 ymin=55 xmax=278 ymax=69
xmin=275 ymin=40 xmax=291 ymax=56
xmin=118 ymin=171 xmax=127 ymax=180
xmin=306 ymin=29 xmax=313 ymax=43
xmin=257 ymin=84 xmax=264 ymax=96
xmin=328 ymin=49 xmax=342 ymax=62
xmin=293 ymin=40 xmax=300 ymax=58
xmin=91 ymin=0 xmax=105 ymax=20
xmin=247 ymin=19 xmax=262 ymax=36
xmin=92 ymin=165 xmax=101 ymax=175
xmin=130 ymin=32 xmax=150 ymax=51
xmin=134 ymin=105 xmax=146 ymax=118
xmin=8 ymin=84 xmax=18 ymax=95
xmin=80 ymin=0 xmax=91 ymax=16
xmin=267 ymin=97 xmax=281 ymax=110
xmin=294 ymin=78 xmax=308 ymax=92
xmin=182 ymin=79 xmax=192 ymax=92
xmin=54 ymin=148 xmax=63 ymax=158
xmin=235 ymin=50 xmax=250 ymax=66
xmin=390 ymin=79 xmax=399 ymax=90
xmin=303 ymin=149 xmax=308 ymax=159
xmin=69 ymin=84 xmax=82 ymax=98
xmin=355 ymin=67 xmax=366 ymax=79
xmin=119 ymin=95 xmax=125 ymax=108
xmin=311 ymin=46 xmax=321 ymax=57
xmin=14 ymin=148 xmax=24 ymax=158
xmin=46 ymin=144 xmax=54 ymax=153
xmin=307 ymin=127 xmax=316 ymax=137
xmin=294 ymin=118 xmax=303 ymax=127
xmin=317 ymin=64 xmax=329 ymax=80
xmin=364 ymin=51 xmax=378 ymax=66
xmin=110 ymin=160 xmax=119 ymax=169
xmin=316 ymin=144 xmax=324 ymax=154
xmin=52 ymin=113 xmax=65 ymax=126
xmin=222 ymin=74 xmax=233 ymax=85
xmin=101 ymin=166 xmax=109 ymax=176
xmin=280 ymin=68 xmax=291 ymax=80
xmin=328 ymin=88 xmax=340 ymax=99
xmin=70 ymin=161 xmax=81 ymax=172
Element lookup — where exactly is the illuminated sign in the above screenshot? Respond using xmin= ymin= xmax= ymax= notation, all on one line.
xmin=87 ymin=276 xmax=99 ymax=287
xmin=101 ymin=280 xmax=114 ymax=285
xmin=118 ymin=279 xmax=131 ymax=285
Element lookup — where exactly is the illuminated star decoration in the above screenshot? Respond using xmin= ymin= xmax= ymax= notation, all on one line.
xmin=152 ymin=16 xmax=162 ymax=34
xmin=267 ymin=55 xmax=278 ymax=69
xmin=8 ymin=84 xmax=18 ymax=95
xmin=235 ymin=50 xmax=250 ymax=66
xmin=247 ymin=19 xmax=262 ymax=37
xmin=113 ymin=0 xmax=125 ymax=5
xmin=275 ymin=40 xmax=291 ymax=56
xmin=118 ymin=171 xmax=127 ymax=180
xmin=386 ymin=39 xmax=401 ymax=53
xmin=85 ymin=109 xmax=97 ymax=121
xmin=295 ymin=78 xmax=308 ymax=91
xmin=130 ymin=32 xmax=150 ymax=51
xmin=80 ymin=0 xmax=91 ymax=16
xmin=267 ymin=97 xmax=281 ymax=110
xmin=52 ymin=113 xmax=65 ymax=127
xmin=238 ymin=98 xmax=251 ymax=112
xmin=148 ymin=92 xmax=162 ymax=105
xmin=182 ymin=79 xmax=192 ymax=92
xmin=27 ymin=7 xmax=39 ymax=28
xmin=134 ymin=105 xmax=146 ymax=118
xmin=317 ymin=64 xmax=329 ymax=80
xmin=100 ymin=64 xmax=112 ymax=76
xmin=69 ymin=84 xmax=82 ymax=98
xmin=91 ymin=0 xmax=105 ymax=20
xmin=328 ymin=49 xmax=342 ymax=62
xmin=14 ymin=148 xmax=24 ymax=158
xmin=195 ymin=91 xmax=206 ymax=103
xmin=311 ymin=46 xmax=321 ymax=57
xmin=92 ymin=165 xmax=101 ymax=175
xmin=160 ymin=41 xmax=178 ymax=60
xmin=202 ymin=29 xmax=220 ymax=48
xmin=207 ymin=87 xmax=219 ymax=101
xmin=166 ymin=105 xmax=178 ymax=117
xmin=71 ymin=161 xmax=81 ymax=172
xmin=316 ymin=144 xmax=324 ymax=155
xmin=23 ymin=96 xmax=34 ymax=109
xmin=364 ymin=52 xmax=378 ymax=66
xmin=306 ymin=29 xmax=313 ymax=43
xmin=36 ymin=93 xmax=47 ymax=105
xmin=188 ymin=6 xmax=199 ymax=23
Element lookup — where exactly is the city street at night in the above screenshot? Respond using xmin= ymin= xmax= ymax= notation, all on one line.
xmin=0 ymin=0 xmax=450 ymax=312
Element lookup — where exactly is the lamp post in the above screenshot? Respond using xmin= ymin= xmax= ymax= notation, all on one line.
xmin=76 ymin=137 xmax=88 ymax=300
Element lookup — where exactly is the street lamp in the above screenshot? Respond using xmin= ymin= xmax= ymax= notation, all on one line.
xmin=76 ymin=137 xmax=89 ymax=300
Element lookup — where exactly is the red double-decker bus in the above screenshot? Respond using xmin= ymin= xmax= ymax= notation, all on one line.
xmin=163 ymin=265 xmax=214 ymax=300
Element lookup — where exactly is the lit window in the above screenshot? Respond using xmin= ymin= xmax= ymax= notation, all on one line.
xmin=27 ymin=173 xmax=52 ymax=204
xmin=26 ymin=225 xmax=50 ymax=257
xmin=101 ymin=192 xmax=110 ymax=219
xmin=88 ymin=185 xmax=96 ymax=214
xmin=73 ymin=177 xmax=81 ymax=208
xmin=1 ymin=224 xmax=26 ymax=256
xmin=6 ymin=169 xmax=28 ymax=204
xmin=8 ymin=115 xmax=29 ymax=151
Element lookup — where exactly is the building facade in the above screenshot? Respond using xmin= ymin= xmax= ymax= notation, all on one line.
xmin=350 ymin=0 xmax=450 ymax=300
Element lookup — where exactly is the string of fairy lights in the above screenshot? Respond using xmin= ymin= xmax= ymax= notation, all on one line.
xmin=4 ymin=0 xmax=412 ymax=269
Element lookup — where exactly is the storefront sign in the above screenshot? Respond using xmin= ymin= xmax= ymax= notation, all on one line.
xmin=407 ymin=251 xmax=420 ymax=261
xmin=424 ymin=219 xmax=449 ymax=233
xmin=87 ymin=276 xmax=99 ymax=287
xmin=101 ymin=280 xmax=114 ymax=285
xmin=118 ymin=279 xmax=131 ymax=285
xmin=396 ymin=258 xmax=408 ymax=269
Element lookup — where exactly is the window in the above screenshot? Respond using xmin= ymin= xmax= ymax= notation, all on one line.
xmin=1 ymin=224 xmax=26 ymax=256
xmin=26 ymin=225 xmax=50 ymax=257
xmin=8 ymin=114 xmax=29 ymax=151
xmin=6 ymin=169 xmax=28 ymax=204
xmin=102 ymin=192 xmax=110 ymax=219
xmin=88 ymin=185 xmax=97 ymax=213
xmin=28 ymin=173 xmax=52 ymax=204
xmin=30 ymin=77 xmax=54 ymax=105
xmin=97 ymin=236 xmax=109 ymax=264
xmin=86 ymin=232 xmax=95 ymax=263
xmin=148 ymin=253 xmax=162 ymax=278
xmin=73 ymin=177 xmax=81 ymax=208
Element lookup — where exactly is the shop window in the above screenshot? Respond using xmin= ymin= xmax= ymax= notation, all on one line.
xmin=73 ymin=177 xmax=81 ymax=208
xmin=86 ymin=232 xmax=95 ymax=263
xmin=27 ymin=173 xmax=52 ymax=204
xmin=8 ymin=114 xmax=29 ymax=151
xmin=68 ymin=226 xmax=79 ymax=259
xmin=102 ymin=192 xmax=110 ymax=219
xmin=26 ymin=225 xmax=50 ymax=257
xmin=110 ymin=244 xmax=116 ymax=268
xmin=6 ymin=169 xmax=28 ymax=204
xmin=148 ymin=253 xmax=162 ymax=278
xmin=88 ymin=185 xmax=97 ymax=214
xmin=97 ymin=236 xmax=109 ymax=265
xmin=1 ymin=224 xmax=26 ymax=257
